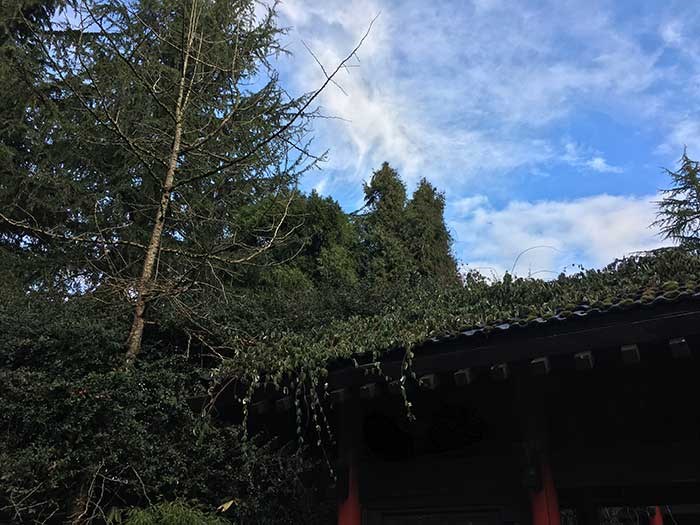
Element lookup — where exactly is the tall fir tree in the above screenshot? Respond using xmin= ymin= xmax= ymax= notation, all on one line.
xmin=0 ymin=0 xmax=330 ymax=362
xmin=363 ymin=161 xmax=407 ymax=229
xmin=0 ymin=0 xmax=75 ymax=296
xmin=359 ymin=162 xmax=458 ymax=286
xmin=361 ymin=162 xmax=415 ymax=283
xmin=654 ymin=152 xmax=700 ymax=249
xmin=403 ymin=178 xmax=458 ymax=283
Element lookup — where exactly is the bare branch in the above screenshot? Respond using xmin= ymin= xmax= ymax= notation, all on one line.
xmin=302 ymin=40 xmax=348 ymax=96
xmin=174 ymin=13 xmax=379 ymax=188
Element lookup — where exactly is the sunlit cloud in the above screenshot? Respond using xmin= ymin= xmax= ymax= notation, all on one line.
xmin=450 ymin=194 xmax=667 ymax=278
xmin=274 ymin=0 xmax=699 ymax=271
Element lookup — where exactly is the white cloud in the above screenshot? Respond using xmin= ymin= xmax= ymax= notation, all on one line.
xmin=451 ymin=195 xmax=490 ymax=216
xmin=655 ymin=13 xmax=700 ymax=157
xmin=561 ymin=140 xmax=623 ymax=173
xmin=313 ymin=176 xmax=329 ymax=195
xmin=449 ymin=193 xmax=667 ymax=278
xmin=660 ymin=21 xmax=683 ymax=47
xmin=278 ymin=1 xmax=560 ymax=188
xmin=658 ymin=118 xmax=700 ymax=158
xmin=273 ymin=0 xmax=693 ymax=275
xmin=586 ymin=156 xmax=623 ymax=173
xmin=277 ymin=0 xmax=672 ymax=192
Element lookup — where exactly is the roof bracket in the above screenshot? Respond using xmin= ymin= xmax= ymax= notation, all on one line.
xmin=669 ymin=337 xmax=691 ymax=358
xmin=453 ymin=368 xmax=473 ymax=386
xmin=574 ymin=351 xmax=594 ymax=371
xmin=490 ymin=363 xmax=509 ymax=381
xmin=530 ymin=357 xmax=550 ymax=376
xmin=621 ymin=344 xmax=640 ymax=365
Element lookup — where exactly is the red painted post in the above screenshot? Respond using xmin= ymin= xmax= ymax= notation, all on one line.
xmin=531 ymin=457 xmax=561 ymax=525
xmin=649 ymin=506 xmax=663 ymax=525
xmin=337 ymin=399 xmax=362 ymax=525
xmin=338 ymin=462 xmax=361 ymax=525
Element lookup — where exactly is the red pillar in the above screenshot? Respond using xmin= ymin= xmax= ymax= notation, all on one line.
xmin=649 ymin=506 xmax=663 ymax=525
xmin=337 ymin=399 xmax=362 ymax=525
xmin=338 ymin=462 xmax=361 ymax=525
xmin=531 ymin=457 xmax=561 ymax=525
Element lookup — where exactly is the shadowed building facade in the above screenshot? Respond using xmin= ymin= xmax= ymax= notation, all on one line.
xmin=324 ymin=286 xmax=700 ymax=525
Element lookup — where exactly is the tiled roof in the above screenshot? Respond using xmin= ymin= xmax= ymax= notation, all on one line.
xmin=427 ymin=278 xmax=700 ymax=344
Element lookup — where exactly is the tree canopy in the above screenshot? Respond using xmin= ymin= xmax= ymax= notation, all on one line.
xmin=359 ymin=162 xmax=458 ymax=287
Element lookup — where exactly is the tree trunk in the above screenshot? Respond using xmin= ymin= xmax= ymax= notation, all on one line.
xmin=124 ymin=20 xmax=194 ymax=364
xmin=124 ymin=120 xmax=183 ymax=365
xmin=67 ymin=477 xmax=90 ymax=525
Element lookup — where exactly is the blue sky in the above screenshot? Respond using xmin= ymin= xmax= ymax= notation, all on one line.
xmin=273 ymin=0 xmax=699 ymax=277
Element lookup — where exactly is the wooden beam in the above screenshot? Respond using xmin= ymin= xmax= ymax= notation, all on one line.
xmin=531 ymin=458 xmax=561 ymax=525
xmin=649 ymin=506 xmax=664 ymax=525
xmin=337 ymin=400 xmax=362 ymax=525
xmin=515 ymin=365 xmax=560 ymax=525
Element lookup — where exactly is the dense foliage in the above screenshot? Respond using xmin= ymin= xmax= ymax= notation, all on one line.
xmin=117 ymin=501 xmax=230 ymax=525
xmin=0 ymin=286 xmax=332 ymax=524
xmin=655 ymin=152 xmax=700 ymax=249
xmin=216 ymin=246 xmax=700 ymax=386
xmin=2 ymin=1 xmax=700 ymax=524
xmin=4 ymin=242 xmax=699 ymax=523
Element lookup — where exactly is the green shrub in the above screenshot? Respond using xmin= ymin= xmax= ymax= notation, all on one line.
xmin=115 ymin=501 xmax=230 ymax=525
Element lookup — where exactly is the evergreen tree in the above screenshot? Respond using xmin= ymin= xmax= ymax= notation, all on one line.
xmin=0 ymin=0 xmax=350 ymax=363
xmin=363 ymin=161 xmax=407 ymax=229
xmin=0 ymin=0 xmax=63 ymax=43
xmin=359 ymin=162 xmax=458 ymax=285
xmin=403 ymin=178 xmax=458 ymax=283
xmin=360 ymin=162 xmax=414 ymax=283
xmin=654 ymin=153 xmax=700 ymax=249
xmin=0 ymin=0 xmax=74 ymax=293
xmin=296 ymin=191 xmax=360 ymax=286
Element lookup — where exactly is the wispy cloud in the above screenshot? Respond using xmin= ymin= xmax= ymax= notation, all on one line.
xmin=274 ymin=0 xmax=697 ymax=270
xmin=277 ymin=0 xmax=680 ymax=186
xmin=561 ymin=141 xmax=623 ymax=173
xmin=658 ymin=118 xmax=700 ymax=157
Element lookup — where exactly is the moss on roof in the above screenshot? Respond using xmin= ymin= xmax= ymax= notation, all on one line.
xmin=221 ymin=247 xmax=700 ymax=386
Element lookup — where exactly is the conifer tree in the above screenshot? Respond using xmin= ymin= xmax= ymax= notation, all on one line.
xmin=359 ymin=163 xmax=458 ymax=285
xmin=0 ymin=0 xmax=365 ymax=363
xmin=654 ymin=153 xmax=700 ymax=249
xmin=361 ymin=162 xmax=414 ymax=283
xmin=363 ymin=161 xmax=407 ymax=229
xmin=404 ymin=178 xmax=458 ymax=283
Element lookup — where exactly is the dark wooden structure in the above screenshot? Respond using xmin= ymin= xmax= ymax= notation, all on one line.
xmin=323 ymin=298 xmax=700 ymax=524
